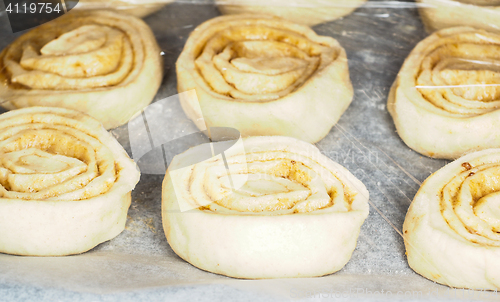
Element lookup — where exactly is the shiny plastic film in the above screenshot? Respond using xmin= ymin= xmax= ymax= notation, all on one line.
xmin=0 ymin=0 xmax=500 ymax=301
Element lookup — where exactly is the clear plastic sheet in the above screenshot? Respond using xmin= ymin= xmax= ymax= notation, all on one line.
xmin=0 ymin=1 xmax=499 ymax=301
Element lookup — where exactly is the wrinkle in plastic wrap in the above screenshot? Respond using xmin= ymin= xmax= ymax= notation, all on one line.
xmin=0 ymin=1 xmax=500 ymax=301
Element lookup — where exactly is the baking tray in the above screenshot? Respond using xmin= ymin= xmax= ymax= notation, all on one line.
xmin=0 ymin=1 xmax=498 ymax=301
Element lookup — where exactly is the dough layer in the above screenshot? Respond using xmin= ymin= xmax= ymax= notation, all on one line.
xmin=0 ymin=107 xmax=140 ymax=256
xmin=404 ymin=148 xmax=500 ymax=290
xmin=0 ymin=10 xmax=163 ymax=129
xmin=216 ymin=0 xmax=367 ymax=26
xmin=162 ymin=136 xmax=369 ymax=279
xmin=388 ymin=27 xmax=500 ymax=159
xmin=176 ymin=15 xmax=353 ymax=143
xmin=417 ymin=0 xmax=500 ymax=32
xmin=75 ymin=0 xmax=172 ymax=18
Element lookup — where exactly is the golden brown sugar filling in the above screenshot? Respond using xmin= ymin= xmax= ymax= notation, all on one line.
xmin=440 ymin=158 xmax=500 ymax=246
xmin=0 ymin=12 xmax=144 ymax=92
xmin=194 ymin=24 xmax=336 ymax=102
xmin=416 ymin=32 xmax=500 ymax=115
xmin=186 ymin=150 xmax=354 ymax=215
xmin=0 ymin=114 xmax=117 ymax=201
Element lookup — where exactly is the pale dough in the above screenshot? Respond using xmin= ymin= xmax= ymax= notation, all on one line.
xmin=0 ymin=107 xmax=140 ymax=256
xmin=216 ymin=0 xmax=367 ymax=26
xmin=162 ymin=136 xmax=369 ymax=279
xmin=417 ymin=0 xmax=500 ymax=32
xmin=404 ymin=148 xmax=500 ymax=290
xmin=75 ymin=0 xmax=172 ymax=17
xmin=388 ymin=27 xmax=500 ymax=159
xmin=0 ymin=10 xmax=163 ymax=129
xmin=176 ymin=15 xmax=353 ymax=143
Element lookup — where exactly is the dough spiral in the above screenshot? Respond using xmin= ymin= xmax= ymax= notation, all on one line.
xmin=0 ymin=10 xmax=163 ymax=129
xmin=404 ymin=148 xmax=500 ymax=290
xmin=388 ymin=27 xmax=500 ymax=159
xmin=417 ymin=0 xmax=500 ymax=32
xmin=162 ymin=136 xmax=369 ymax=278
xmin=176 ymin=15 xmax=353 ymax=143
xmin=0 ymin=107 xmax=140 ymax=256
xmin=215 ymin=0 xmax=367 ymax=26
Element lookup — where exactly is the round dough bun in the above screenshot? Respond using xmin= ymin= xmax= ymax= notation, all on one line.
xmin=176 ymin=15 xmax=353 ymax=144
xmin=0 ymin=10 xmax=163 ymax=130
xmin=162 ymin=136 xmax=369 ymax=279
xmin=388 ymin=27 xmax=500 ymax=160
xmin=75 ymin=0 xmax=173 ymax=18
xmin=417 ymin=0 xmax=500 ymax=33
xmin=0 ymin=107 xmax=140 ymax=256
xmin=404 ymin=148 xmax=500 ymax=290
xmin=215 ymin=0 xmax=367 ymax=26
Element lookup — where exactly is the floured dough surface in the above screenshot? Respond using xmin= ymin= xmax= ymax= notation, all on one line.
xmin=162 ymin=136 xmax=369 ymax=279
xmin=0 ymin=107 xmax=140 ymax=256
xmin=404 ymin=148 xmax=500 ymax=290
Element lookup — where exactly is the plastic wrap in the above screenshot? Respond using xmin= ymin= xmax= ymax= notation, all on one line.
xmin=0 ymin=1 xmax=500 ymax=301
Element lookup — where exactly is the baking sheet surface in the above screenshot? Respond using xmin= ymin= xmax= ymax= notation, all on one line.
xmin=0 ymin=1 xmax=498 ymax=301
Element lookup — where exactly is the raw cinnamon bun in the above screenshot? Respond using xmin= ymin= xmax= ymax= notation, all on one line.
xmin=176 ymin=15 xmax=353 ymax=143
xmin=0 ymin=10 xmax=163 ymax=129
xmin=162 ymin=136 xmax=369 ymax=278
xmin=0 ymin=107 xmax=140 ymax=256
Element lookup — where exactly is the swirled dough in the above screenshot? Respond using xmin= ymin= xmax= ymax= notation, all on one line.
xmin=75 ymin=0 xmax=173 ymax=18
xmin=176 ymin=15 xmax=353 ymax=144
xmin=388 ymin=27 xmax=500 ymax=159
xmin=404 ymin=148 xmax=500 ymax=290
xmin=162 ymin=136 xmax=369 ymax=278
xmin=215 ymin=0 xmax=367 ymax=26
xmin=0 ymin=107 xmax=140 ymax=256
xmin=0 ymin=10 xmax=163 ymax=130
xmin=177 ymin=15 xmax=353 ymax=142
xmin=417 ymin=0 xmax=500 ymax=32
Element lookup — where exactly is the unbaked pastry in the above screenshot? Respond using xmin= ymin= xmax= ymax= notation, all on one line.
xmin=417 ymin=0 xmax=500 ymax=33
xmin=388 ymin=27 xmax=500 ymax=159
xmin=0 ymin=10 xmax=163 ymax=130
xmin=0 ymin=107 xmax=140 ymax=256
xmin=162 ymin=136 xmax=369 ymax=279
xmin=404 ymin=148 xmax=500 ymax=290
xmin=176 ymin=15 xmax=353 ymax=143
xmin=215 ymin=0 xmax=367 ymax=26
xmin=75 ymin=0 xmax=173 ymax=18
